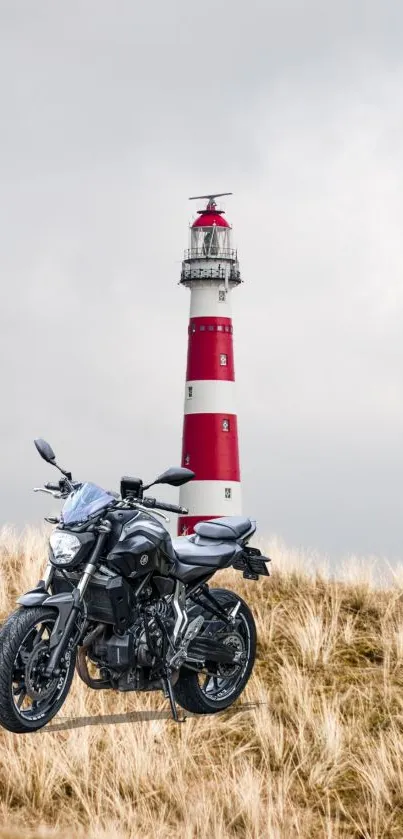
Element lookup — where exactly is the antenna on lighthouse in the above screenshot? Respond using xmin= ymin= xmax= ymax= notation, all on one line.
xmin=189 ymin=192 xmax=233 ymax=213
xmin=189 ymin=192 xmax=233 ymax=210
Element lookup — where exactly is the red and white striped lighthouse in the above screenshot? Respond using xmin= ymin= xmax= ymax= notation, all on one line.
xmin=178 ymin=193 xmax=242 ymax=535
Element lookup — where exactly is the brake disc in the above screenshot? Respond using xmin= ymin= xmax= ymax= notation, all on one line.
xmin=25 ymin=642 xmax=60 ymax=701
xmin=218 ymin=632 xmax=245 ymax=678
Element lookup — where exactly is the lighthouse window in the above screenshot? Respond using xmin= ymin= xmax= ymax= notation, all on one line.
xmin=225 ymin=488 xmax=232 ymax=499
xmin=199 ymin=325 xmax=205 ymax=331
xmin=187 ymin=386 xmax=193 ymax=398
xmin=217 ymin=325 xmax=224 ymax=332
xmin=184 ymin=454 xmax=190 ymax=466
xmin=220 ymin=353 xmax=228 ymax=366
xmin=191 ymin=323 xmax=196 ymax=333
xmin=224 ymin=325 xmax=230 ymax=333
xmin=208 ymin=325 xmax=215 ymax=331
xmin=222 ymin=419 xmax=230 ymax=432
xmin=218 ymin=290 xmax=226 ymax=302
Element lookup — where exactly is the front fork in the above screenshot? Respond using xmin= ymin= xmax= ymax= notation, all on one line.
xmin=44 ymin=523 xmax=111 ymax=677
xmin=43 ymin=563 xmax=54 ymax=590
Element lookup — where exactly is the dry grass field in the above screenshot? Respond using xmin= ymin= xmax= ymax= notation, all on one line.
xmin=1 ymin=527 xmax=403 ymax=838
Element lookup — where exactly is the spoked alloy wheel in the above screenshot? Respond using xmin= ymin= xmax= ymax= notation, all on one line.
xmin=0 ymin=607 xmax=76 ymax=733
xmin=175 ymin=589 xmax=256 ymax=715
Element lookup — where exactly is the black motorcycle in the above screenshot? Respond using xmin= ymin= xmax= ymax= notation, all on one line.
xmin=0 ymin=439 xmax=270 ymax=733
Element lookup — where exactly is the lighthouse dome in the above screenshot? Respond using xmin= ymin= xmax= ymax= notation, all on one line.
xmin=190 ymin=203 xmax=232 ymax=258
xmin=192 ymin=210 xmax=230 ymax=229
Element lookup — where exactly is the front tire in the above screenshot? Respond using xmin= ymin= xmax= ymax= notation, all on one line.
xmin=174 ymin=589 xmax=256 ymax=715
xmin=0 ymin=607 xmax=76 ymax=733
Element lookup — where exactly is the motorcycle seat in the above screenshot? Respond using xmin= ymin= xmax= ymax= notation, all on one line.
xmin=172 ymin=536 xmax=236 ymax=568
xmin=194 ymin=516 xmax=255 ymax=541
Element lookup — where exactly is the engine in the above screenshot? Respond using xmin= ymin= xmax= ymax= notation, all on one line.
xmin=88 ymin=597 xmax=175 ymax=690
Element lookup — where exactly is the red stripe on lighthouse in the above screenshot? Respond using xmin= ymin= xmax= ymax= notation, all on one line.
xmin=188 ymin=317 xmax=233 ymax=330
xmin=177 ymin=515 xmax=221 ymax=535
xmin=182 ymin=413 xmax=240 ymax=481
xmin=186 ymin=317 xmax=235 ymax=381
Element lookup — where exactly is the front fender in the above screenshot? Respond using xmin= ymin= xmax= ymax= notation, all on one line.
xmin=17 ymin=587 xmax=80 ymax=649
xmin=17 ymin=581 xmax=48 ymax=608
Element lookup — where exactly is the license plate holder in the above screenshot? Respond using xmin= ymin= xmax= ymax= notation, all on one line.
xmin=232 ymin=548 xmax=271 ymax=579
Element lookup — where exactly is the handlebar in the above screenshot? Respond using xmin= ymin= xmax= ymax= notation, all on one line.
xmin=142 ymin=497 xmax=189 ymax=515
xmin=36 ymin=483 xmax=189 ymax=515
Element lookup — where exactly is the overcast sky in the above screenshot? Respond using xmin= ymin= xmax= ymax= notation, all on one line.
xmin=0 ymin=1 xmax=402 ymax=561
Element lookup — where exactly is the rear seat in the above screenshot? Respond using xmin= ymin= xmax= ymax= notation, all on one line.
xmin=194 ymin=517 xmax=255 ymax=541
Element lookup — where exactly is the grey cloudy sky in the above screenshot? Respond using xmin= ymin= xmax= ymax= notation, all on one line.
xmin=1 ymin=0 xmax=402 ymax=560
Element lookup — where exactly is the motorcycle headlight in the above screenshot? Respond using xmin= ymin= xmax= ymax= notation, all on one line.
xmin=49 ymin=532 xmax=81 ymax=566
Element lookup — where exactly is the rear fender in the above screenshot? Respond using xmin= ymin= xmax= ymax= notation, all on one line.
xmin=17 ymin=588 xmax=80 ymax=649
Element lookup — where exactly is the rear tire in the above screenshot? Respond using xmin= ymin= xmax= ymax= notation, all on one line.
xmin=174 ymin=589 xmax=256 ymax=715
xmin=0 ymin=607 xmax=76 ymax=733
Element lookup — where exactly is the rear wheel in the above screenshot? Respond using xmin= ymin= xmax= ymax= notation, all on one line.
xmin=0 ymin=607 xmax=76 ymax=733
xmin=174 ymin=589 xmax=256 ymax=715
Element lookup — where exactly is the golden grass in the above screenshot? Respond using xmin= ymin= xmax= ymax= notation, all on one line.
xmin=1 ymin=528 xmax=403 ymax=838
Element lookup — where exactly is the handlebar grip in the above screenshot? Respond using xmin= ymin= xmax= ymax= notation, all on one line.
xmin=44 ymin=482 xmax=60 ymax=491
xmin=143 ymin=497 xmax=188 ymax=515
xmin=158 ymin=501 xmax=181 ymax=513
xmin=157 ymin=501 xmax=189 ymax=515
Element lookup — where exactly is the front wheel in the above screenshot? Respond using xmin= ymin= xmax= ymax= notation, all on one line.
xmin=174 ymin=589 xmax=256 ymax=715
xmin=0 ymin=607 xmax=76 ymax=733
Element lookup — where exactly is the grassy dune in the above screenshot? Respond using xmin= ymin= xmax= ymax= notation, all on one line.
xmin=1 ymin=528 xmax=403 ymax=838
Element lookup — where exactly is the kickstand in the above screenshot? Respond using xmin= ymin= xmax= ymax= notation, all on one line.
xmin=163 ymin=675 xmax=186 ymax=723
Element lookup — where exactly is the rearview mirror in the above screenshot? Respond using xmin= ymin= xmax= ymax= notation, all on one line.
xmin=34 ymin=438 xmax=56 ymax=464
xmin=153 ymin=467 xmax=195 ymax=488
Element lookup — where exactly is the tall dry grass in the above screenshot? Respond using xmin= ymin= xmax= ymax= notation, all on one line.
xmin=0 ymin=528 xmax=403 ymax=838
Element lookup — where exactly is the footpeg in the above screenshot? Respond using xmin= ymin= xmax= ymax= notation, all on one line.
xmin=168 ymin=616 xmax=204 ymax=670
xmin=183 ymin=615 xmax=204 ymax=644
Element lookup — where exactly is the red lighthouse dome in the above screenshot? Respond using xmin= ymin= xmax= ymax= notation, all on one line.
xmin=189 ymin=200 xmax=233 ymax=261
xmin=191 ymin=197 xmax=230 ymax=229
xmin=192 ymin=210 xmax=230 ymax=229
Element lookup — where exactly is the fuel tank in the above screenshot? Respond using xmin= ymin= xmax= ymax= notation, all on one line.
xmin=106 ymin=510 xmax=174 ymax=579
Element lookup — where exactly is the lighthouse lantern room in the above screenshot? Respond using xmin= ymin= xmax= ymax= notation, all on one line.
xmin=178 ymin=194 xmax=243 ymax=535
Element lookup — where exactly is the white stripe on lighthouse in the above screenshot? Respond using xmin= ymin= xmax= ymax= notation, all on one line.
xmin=190 ymin=284 xmax=233 ymax=318
xmin=184 ymin=380 xmax=237 ymax=415
xmin=179 ymin=480 xmax=242 ymax=517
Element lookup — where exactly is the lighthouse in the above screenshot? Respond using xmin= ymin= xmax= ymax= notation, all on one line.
xmin=178 ymin=193 xmax=242 ymax=535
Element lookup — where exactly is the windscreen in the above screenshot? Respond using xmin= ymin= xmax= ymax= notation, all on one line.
xmin=61 ymin=482 xmax=115 ymax=525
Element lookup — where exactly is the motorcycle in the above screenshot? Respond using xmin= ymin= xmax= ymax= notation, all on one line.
xmin=0 ymin=439 xmax=270 ymax=733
